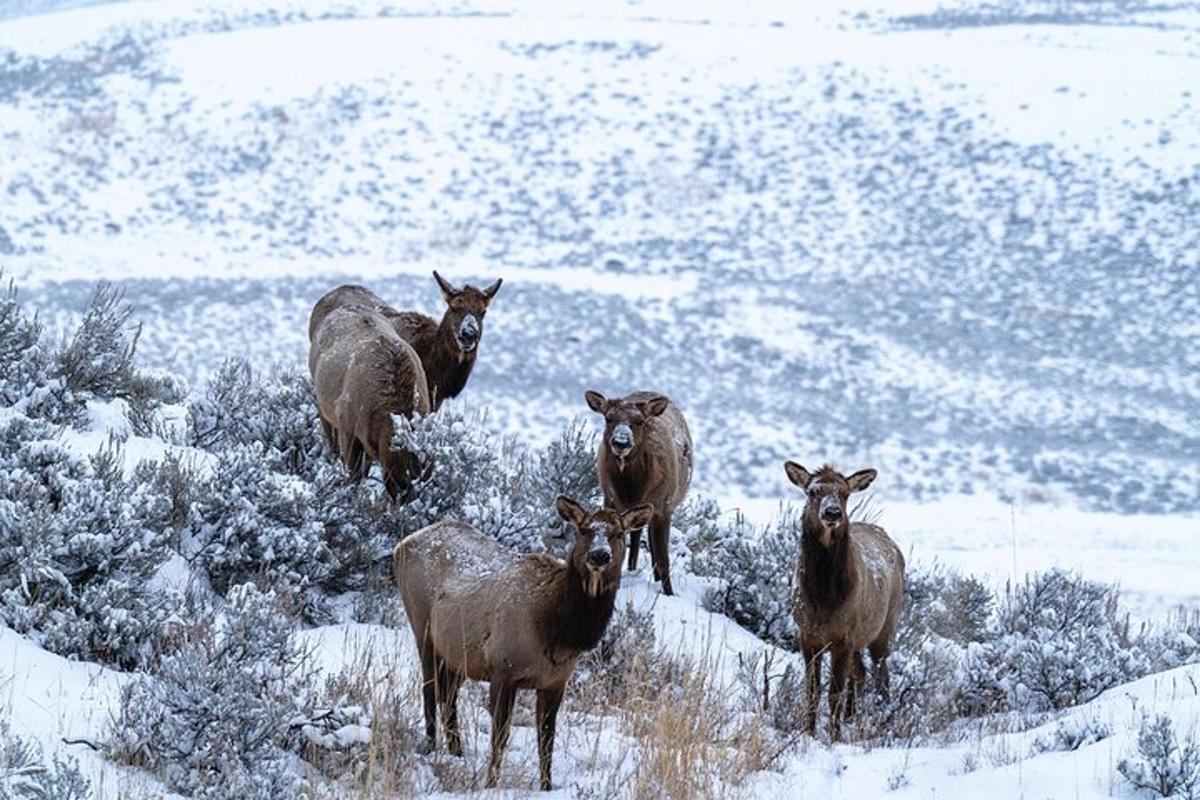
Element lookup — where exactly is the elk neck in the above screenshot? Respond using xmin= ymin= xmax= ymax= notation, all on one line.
xmin=799 ymin=512 xmax=854 ymax=612
xmin=543 ymin=556 xmax=619 ymax=659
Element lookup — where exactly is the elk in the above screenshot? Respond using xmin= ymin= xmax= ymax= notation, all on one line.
xmin=387 ymin=271 xmax=501 ymax=410
xmin=394 ymin=496 xmax=653 ymax=790
xmin=308 ymin=287 xmax=430 ymax=499
xmin=785 ymin=462 xmax=905 ymax=741
xmin=585 ymin=390 xmax=692 ymax=595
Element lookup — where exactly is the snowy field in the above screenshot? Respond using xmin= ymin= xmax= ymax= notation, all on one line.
xmin=2 ymin=0 xmax=1199 ymax=797
xmin=2 ymin=0 xmax=1197 ymax=609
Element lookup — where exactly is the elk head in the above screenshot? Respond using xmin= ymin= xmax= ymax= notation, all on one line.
xmin=584 ymin=391 xmax=669 ymax=469
xmin=432 ymin=270 xmax=502 ymax=357
xmin=555 ymin=496 xmax=652 ymax=597
xmin=784 ymin=462 xmax=876 ymax=549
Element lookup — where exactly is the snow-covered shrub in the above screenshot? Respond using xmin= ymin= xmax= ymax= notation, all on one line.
xmin=392 ymin=406 xmax=598 ymax=553
xmin=391 ymin=407 xmax=517 ymax=536
xmin=1029 ymin=715 xmax=1113 ymax=755
xmin=1118 ymin=713 xmax=1200 ymax=799
xmin=125 ymin=367 xmax=189 ymax=438
xmin=987 ymin=569 xmax=1147 ymax=711
xmin=0 ymin=720 xmax=90 ymax=800
xmin=188 ymin=443 xmax=330 ymax=593
xmin=0 ymin=275 xmax=76 ymax=425
xmin=186 ymin=358 xmax=256 ymax=449
xmin=690 ymin=504 xmax=800 ymax=647
xmin=575 ymin=600 xmax=665 ymax=707
xmin=678 ymin=495 xmax=734 ymax=577
xmin=1144 ymin=610 xmax=1200 ymax=672
xmin=0 ymin=422 xmax=180 ymax=668
xmin=186 ymin=359 xmax=324 ymax=478
xmin=520 ymin=418 xmax=600 ymax=542
xmin=855 ymin=564 xmax=1003 ymax=734
xmin=863 ymin=626 xmax=965 ymax=741
xmin=188 ymin=443 xmax=398 ymax=611
xmin=131 ymin=451 xmax=198 ymax=546
xmin=1 ymin=276 xmax=156 ymax=427
xmin=902 ymin=564 xmax=992 ymax=646
xmin=0 ymin=275 xmax=47 ymax=407
xmin=54 ymin=283 xmax=141 ymax=400
xmin=768 ymin=662 xmax=807 ymax=734
xmin=109 ymin=584 xmax=339 ymax=799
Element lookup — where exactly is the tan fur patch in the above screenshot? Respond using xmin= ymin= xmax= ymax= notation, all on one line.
xmin=586 ymin=568 xmax=604 ymax=598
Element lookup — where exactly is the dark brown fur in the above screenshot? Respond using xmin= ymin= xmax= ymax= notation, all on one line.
xmin=585 ymin=390 xmax=692 ymax=595
xmin=389 ymin=271 xmax=501 ymax=410
xmin=308 ymin=286 xmax=431 ymax=499
xmin=786 ymin=462 xmax=905 ymax=741
xmin=394 ymin=497 xmax=652 ymax=790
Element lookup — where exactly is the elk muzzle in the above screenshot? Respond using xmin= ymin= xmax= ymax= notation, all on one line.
xmin=609 ymin=423 xmax=633 ymax=456
xmin=583 ymin=537 xmax=613 ymax=596
xmin=821 ymin=501 xmax=842 ymax=523
xmin=456 ymin=314 xmax=480 ymax=351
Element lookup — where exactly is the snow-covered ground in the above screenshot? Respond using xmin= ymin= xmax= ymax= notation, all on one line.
xmin=8 ymin=556 xmax=1200 ymax=799
xmin=2 ymin=0 xmax=1198 ymax=797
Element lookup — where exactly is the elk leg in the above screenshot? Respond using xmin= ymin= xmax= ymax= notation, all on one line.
xmin=845 ymin=650 xmax=865 ymax=722
xmin=485 ymin=681 xmax=517 ymax=788
xmin=650 ymin=513 xmax=673 ymax=595
xmin=377 ymin=430 xmax=404 ymax=501
xmin=536 ymin=685 xmax=565 ymax=791
xmin=381 ymin=454 xmax=402 ymax=501
xmin=627 ymin=520 xmax=643 ymax=572
xmin=869 ymin=640 xmax=892 ymax=701
xmin=437 ymin=658 xmax=463 ymax=757
xmin=802 ymin=644 xmax=822 ymax=735
xmin=418 ymin=641 xmax=437 ymax=754
xmin=829 ymin=648 xmax=851 ymax=742
xmin=319 ymin=415 xmax=338 ymax=454
xmin=344 ymin=437 xmax=367 ymax=483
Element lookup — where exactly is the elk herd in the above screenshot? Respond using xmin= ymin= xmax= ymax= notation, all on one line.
xmin=307 ymin=275 xmax=907 ymax=790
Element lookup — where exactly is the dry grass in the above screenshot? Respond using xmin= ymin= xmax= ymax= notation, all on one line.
xmin=303 ymin=639 xmax=428 ymax=797
xmin=294 ymin=605 xmax=793 ymax=799
xmin=579 ymin=623 xmax=781 ymax=800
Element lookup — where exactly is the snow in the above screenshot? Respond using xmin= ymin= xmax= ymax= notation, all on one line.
xmin=0 ymin=625 xmax=176 ymax=798
xmin=1 ymin=0 xmax=1197 ymax=795
xmin=54 ymin=399 xmax=211 ymax=478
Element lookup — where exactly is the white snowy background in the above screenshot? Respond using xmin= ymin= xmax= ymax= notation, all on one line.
xmin=1 ymin=0 xmax=1198 ymax=797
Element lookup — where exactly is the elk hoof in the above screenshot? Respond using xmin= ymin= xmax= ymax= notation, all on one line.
xmin=660 ymin=579 xmax=674 ymax=596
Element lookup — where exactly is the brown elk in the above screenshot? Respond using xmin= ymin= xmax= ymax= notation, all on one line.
xmin=785 ymin=462 xmax=904 ymax=741
xmin=585 ymin=390 xmax=692 ymax=595
xmin=394 ymin=496 xmax=653 ymax=790
xmin=308 ymin=287 xmax=430 ymax=499
xmin=387 ymin=271 xmax=501 ymax=410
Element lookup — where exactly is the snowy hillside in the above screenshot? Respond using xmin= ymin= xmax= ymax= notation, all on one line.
xmin=1 ymin=0 xmax=1199 ymax=798
xmin=3 ymin=0 xmax=1198 ymax=514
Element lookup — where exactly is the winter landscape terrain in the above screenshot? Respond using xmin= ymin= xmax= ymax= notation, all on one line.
xmin=1 ymin=0 xmax=1199 ymax=798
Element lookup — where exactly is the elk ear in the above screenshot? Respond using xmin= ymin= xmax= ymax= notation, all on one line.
xmin=555 ymin=495 xmax=587 ymax=529
xmin=584 ymin=390 xmax=607 ymax=414
xmin=847 ymin=468 xmax=877 ymax=493
xmin=641 ymin=395 xmax=669 ymax=418
xmin=481 ymin=277 xmax=502 ymax=301
xmin=784 ymin=461 xmax=812 ymax=489
xmin=432 ymin=270 xmax=458 ymax=303
xmin=621 ymin=503 xmax=654 ymax=532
